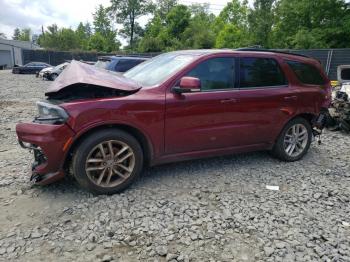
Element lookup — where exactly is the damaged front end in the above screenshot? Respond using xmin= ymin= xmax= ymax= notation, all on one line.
xmin=16 ymin=60 xmax=142 ymax=185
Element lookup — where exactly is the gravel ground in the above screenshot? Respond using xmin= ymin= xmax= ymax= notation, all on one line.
xmin=0 ymin=70 xmax=350 ymax=262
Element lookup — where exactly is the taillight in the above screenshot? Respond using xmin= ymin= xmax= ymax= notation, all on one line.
xmin=321 ymin=82 xmax=332 ymax=108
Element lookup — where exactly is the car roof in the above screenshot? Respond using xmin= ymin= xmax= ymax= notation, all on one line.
xmin=169 ymin=49 xmax=318 ymax=63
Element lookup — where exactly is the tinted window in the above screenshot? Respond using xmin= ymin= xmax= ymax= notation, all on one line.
xmin=341 ymin=68 xmax=350 ymax=80
xmin=287 ymin=60 xmax=325 ymax=85
xmin=115 ymin=59 xmax=143 ymax=72
xmin=186 ymin=58 xmax=235 ymax=91
xmin=240 ymin=58 xmax=287 ymax=88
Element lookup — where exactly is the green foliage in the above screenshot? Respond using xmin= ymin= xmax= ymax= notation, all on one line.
xmin=13 ymin=28 xmax=31 ymax=41
xmin=215 ymin=24 xmax=250 ymax=48
xmin=214 ymin=0 xmax=251 ymax=48
xmin=248 ymin=0 xmax=275 ymax=47
xmin=14 ymin=0 xmax=350 ymax=52
xmin=38 ymin=26 xmax=80 ymax=50
xmin=109 ymin=0 xmax=154 ymax=48
xmin=138 ymin=3 xmax=216 ymax=52
xmin=91 ymin=5 xmax=120 ymax=52
xmin=271 ymin=0 xmax=350 ymax=48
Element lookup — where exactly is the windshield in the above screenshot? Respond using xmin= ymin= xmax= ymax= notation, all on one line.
xmin=54 ymin=63 xmax=68 ymax=70
xmin=94 ymin=59 xmax=111 ymax=69
xmin=124 ymin=53 xmax=196 ymax=86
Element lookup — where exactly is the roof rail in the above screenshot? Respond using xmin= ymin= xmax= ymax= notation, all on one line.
xmin=236 ymin=48 xmax=310 ymax=59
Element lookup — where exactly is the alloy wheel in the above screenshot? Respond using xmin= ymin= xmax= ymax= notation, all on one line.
xmin=85 ymin=140 xmax=135 ymax=187
xmin=283 ymin=124 xmax=309 ymax=157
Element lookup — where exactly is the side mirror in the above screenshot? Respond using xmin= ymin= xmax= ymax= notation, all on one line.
xmin=173 ymin=77 xmax=201 ymax=94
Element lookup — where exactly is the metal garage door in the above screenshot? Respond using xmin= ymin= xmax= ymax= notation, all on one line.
xmin=0 ymin=50 xmax=12 ymax=69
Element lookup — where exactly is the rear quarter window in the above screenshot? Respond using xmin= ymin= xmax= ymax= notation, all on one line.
xmin=287 ymin=60 xmax=325 ymax=85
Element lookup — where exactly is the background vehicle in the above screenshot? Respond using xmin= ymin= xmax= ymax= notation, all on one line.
xmin=94 ymin=56 xmax=148 ymax=72
xmin=37 ymin=66 xmax=54 ymax=78
xmin=43 ymin=62 xmax=70 ymax=81
xmin=12 ymin=62 xmax=51 ymax=74
xmin=16 ymin=50 xmax=331 ymax=194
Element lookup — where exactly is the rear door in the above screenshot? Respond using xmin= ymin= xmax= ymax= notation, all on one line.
xmin=235 ymin=56 xmax=299 ymax=144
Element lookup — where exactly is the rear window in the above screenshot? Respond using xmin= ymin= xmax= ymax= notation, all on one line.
xmin=341 ymin=68 xmax=350 ymax=81
xmin=240 ymin=58 xmax=287 ymax=88
xmin=115 ymin=59 xmax=144 ymax=72
xmin=287 ymin=60 xmax=325 ymax=85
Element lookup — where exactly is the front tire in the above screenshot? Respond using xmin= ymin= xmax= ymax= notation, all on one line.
xmin=272 ymin=117 xmax=312 ymax=161
xmin=50 ymin=73 xmax=58 ymax=81
xmin=72 ymin=129 xmax=143 ymax=194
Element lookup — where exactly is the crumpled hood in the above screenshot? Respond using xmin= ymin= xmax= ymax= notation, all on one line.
xmin=45 ymin=60 xmax=141 ymax=95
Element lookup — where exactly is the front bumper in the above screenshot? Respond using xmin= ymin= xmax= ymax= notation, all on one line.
xmin=16 ymin=122 xmax=75 ymax=185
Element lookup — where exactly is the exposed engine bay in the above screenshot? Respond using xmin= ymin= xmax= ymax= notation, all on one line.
xmin=45 ymin=83 xmax=137 ymax=102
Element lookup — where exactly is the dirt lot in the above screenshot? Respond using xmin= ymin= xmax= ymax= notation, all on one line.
xmin=0 ymin=70 xmax=349 ymax=262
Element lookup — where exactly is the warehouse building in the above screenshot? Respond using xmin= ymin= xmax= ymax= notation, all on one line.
xmin=0 ymin=38 xmax=40 ymax=69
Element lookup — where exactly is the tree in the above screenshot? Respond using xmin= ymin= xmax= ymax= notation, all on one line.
xmin=0 ymin=32 xmax=6 ymax=39
xmin=92 ymin=5 xmax=120 ymax=52
xmin=216 ymin=23 xmax=250 ymax=48
xmin=214 ymin=0 xmax=251 ymax=48
xmin=76 ymin=22 xmax=89 ymax=49
xmin=248 ymin=0 xmax=275 ymax=48
xmin=271 ymin=0 xmax=350 ymax=48
xmin=13 ymin=28 xmax=31 ymax=41
xmin=109 ymin=0 xmax=154 ymax=49
xmin=182 ymin=4 xmax=216 ymax=49
xmin=13 ymin=28 xmax=21 ymax=40
xmin=165 ymin=4 xmax=191 ymax=38
xmin=156 ymin=0 xmax=178 ymax=20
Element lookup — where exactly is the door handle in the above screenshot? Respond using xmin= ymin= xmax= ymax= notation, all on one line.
xmin=220 ymin=98 xmax=238 ymax=104
xmin=284 ymin=96 xmax=298 ymax=101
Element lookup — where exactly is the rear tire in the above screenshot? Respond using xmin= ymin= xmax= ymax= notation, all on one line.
xmin=272 ymin=117 xmax=312 ymax=161
xmin=72 ymin=129 xmax=143 ymax=194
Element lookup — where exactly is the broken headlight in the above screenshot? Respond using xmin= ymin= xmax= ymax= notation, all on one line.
xmin=34 ymin=101 xmax=69 ymax=124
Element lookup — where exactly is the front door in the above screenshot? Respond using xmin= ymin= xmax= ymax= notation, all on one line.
xmin=164 ymin=57 xmax=242 ymax=154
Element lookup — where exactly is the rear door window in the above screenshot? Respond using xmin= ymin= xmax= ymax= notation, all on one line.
xmin=185 ymin=57 xmax=235 ymax=91
xmin=239 ymin=57 xmax=287 ymax=88
xmin=340 ymin=68 xmax=350 ymax=81
xmin=287 ymin=60 xmax=325 ymax=85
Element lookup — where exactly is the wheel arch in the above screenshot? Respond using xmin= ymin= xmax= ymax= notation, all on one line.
xmin=63 ymin=123 xmax=154 ymax=173
xmin=294 ymin=112 xmax=317 ymax=125
xmin=274 ymin=112 xmax=316 ymax=145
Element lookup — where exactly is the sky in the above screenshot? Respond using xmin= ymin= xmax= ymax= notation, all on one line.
xmin=0 ymin=0 xmax=233 ymax=40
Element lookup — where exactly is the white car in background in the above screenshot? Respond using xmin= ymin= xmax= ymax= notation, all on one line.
xmin=36 ymin=66 xmax=54 ymax=78
xmin=38 ymin=62 xmax=70 ymax=81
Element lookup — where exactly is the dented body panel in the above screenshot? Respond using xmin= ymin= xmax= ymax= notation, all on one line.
xmin=45 ymin=60 xmax=141 ymax=96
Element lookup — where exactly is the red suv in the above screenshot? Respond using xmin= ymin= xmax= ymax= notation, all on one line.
xmin=16 ymin=49 xmax=331 ymax=194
